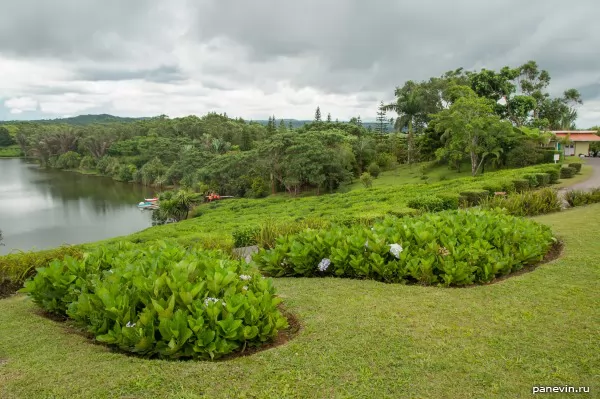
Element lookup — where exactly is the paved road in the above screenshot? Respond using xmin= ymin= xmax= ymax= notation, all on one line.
xmin=566 ymin=157 xmax=600 ymax=191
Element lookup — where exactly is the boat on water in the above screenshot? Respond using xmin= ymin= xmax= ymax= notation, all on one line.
xmin=138 ymin=201 xmax=159 ymax=210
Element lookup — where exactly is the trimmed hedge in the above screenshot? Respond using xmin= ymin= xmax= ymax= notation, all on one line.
xmin=560 ymin=167 xmax=576 ymax=179
xmin=459 ymin=190 xmax=490 ymax=206
xmin=568 ymin=163 xmax=582 ymax=173
xmin=534 ymin=173 xmax=550 ymax=187
xmin=407 ymin=194 xmax=459 ymax=212
xmin=512 ymin=179 xmax=530 ymax=193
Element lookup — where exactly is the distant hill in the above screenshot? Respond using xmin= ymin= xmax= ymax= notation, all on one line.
xmin=0 ymin=114 xmax=150 ymax=125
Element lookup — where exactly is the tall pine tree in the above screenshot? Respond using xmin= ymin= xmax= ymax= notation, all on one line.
xmin=314 ymin=106 xmax=322 ymax=122
xmin=327 ymin=113 xmax=332 ymax=123
xmin=376 ymin=101 xmax=388 ymax=134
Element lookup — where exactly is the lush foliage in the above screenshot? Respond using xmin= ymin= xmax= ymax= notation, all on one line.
xmin=21 ymin=242 xmax=288 ymax=360
xmin=480 ymin=188 xmax=562 ymax=216
xmin=0 ymin=246 xmax=83 ymax=289
xmin=564 ymin=189 xmax=600 ymax=207
xmin=253 ymin=210 xmax=555 ymax=286
xmin=560 ymin=167 xmax=576 ymax=179
xmin=407 ymin=194 xmax=459 ymax=212
xmin=568 ymin=163 xmax=582 ymax=173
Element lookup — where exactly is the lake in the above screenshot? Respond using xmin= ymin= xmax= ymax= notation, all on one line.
xmin=0 ymin=158 xmax=155 ymax=255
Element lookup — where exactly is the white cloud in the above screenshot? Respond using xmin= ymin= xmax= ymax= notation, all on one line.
xmin=4 ymin=97 xmax=38 ymax=114
xmin=0 ymin=0 xmax=599 ymax=124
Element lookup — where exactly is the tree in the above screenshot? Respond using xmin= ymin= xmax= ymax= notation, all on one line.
xmin=376 ymin=101 xmax=388 ymax=134
xmin=432 ymin=87 xmax=513 ymax=176
xmin=327 ymin=113 xmax=332 ymax=123
xmin=288 ymin=121 xmax=293 ymax=131
xmin=384 ymin=82 xmax=428 ymax=164
xmin=0 ymin=127 xmax=15 ymax=147
xmin=314 ymin=107 xmax=322 ymax=122
xmin=0 ymin=229 xmax=4 ymax=246
xmin=278 ymin=119 xmax=286 ymax=132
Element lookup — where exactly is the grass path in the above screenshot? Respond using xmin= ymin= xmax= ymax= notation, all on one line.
xmin=1 ymin=206 xmax=599 ymax=398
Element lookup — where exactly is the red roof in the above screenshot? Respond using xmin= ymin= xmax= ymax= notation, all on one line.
xmin=554 ymin=132 xmax=600 ymax=142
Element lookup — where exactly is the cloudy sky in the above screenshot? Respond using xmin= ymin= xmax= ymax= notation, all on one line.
xmin=1 ymin=0 xmax=599 ymax=126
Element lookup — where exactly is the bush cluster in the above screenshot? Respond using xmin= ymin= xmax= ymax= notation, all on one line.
xmin=512 ymin=179 xmax=530 ymax=193
xmin=459 ymin=190 xmax=490 ymax=206
xmin=253 ymin=210 xmax=555 ymax=286
xmin=564 ymin=189 xmax=600 ymax=207
xmin=407 ymin=194 xmax=459 ymax=212
xmin=22 ymin=242 xmax=288 ymax=360
xmin=568 ymin=163 xmax=582 ymax=173
xmin=480 ymin=188 xmax=562 ymax=217
xmin=560 ymin=167 xmax=576 ymax=179
xmin=0 ymin=246 xmax=82 ymax=289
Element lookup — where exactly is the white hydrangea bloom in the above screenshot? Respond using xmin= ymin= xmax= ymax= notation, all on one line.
xmin=239 ymin=274 xmax=252 ymax=281
xmin=389 ymin=243 xmax=403 ymax=259
xmin=318 ymin=258 xmax=331 ymax=272
xmin=204 ymin=297 xmax=219 ymax=306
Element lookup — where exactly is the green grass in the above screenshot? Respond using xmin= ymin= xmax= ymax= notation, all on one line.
xmin=0 ymin=146 xmax=22 ymax=158
xmin=87 ymin=164 xmax=556 ymax=250
xmin=347 ymin=162 xmax=486 ymax=190
xmin=1 ymin=204 xmax=599 ymax=398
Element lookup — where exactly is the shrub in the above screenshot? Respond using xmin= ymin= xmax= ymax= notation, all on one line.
xmin=560 ymin=167 xmax=576 ymax=179
xmin=458 ymin=190 xmax=490 ymax=206
xmin=534 ymin=173 xmax=550 ymax=187
xmin=375 ymin=153 xmax=397 ymax=170
xmin=0 ymin=246 xmax=83 ymax=290
xmin=22 ymin=242 xmax=288 ymax=360
xmin=539 ymin=168 xmax=560 ymax=184
xmin=564 ymin=189 xmax=600 ymax=207
xmin=407 ymin=194 xmax=458 ymax=212
xmin=506 ymin=142 xmax=546 ymax=167
xmin=79 ymin=155 xmax=96 ymax=170
xmin=481 ymin=182 xmax=504 ymax=195
xmin=512 ymin=179 xmax=530 ymax=193
xmin=568 ymin=163 xmax=582 ymax=173
xmin=55 ymin=151 xmax=82 ymax=170
xmin=480 ymin=188 xmax=562 ymax=216
xmin=232 ymin=227 xmax=260 ymax=247
xmin=367 ymin=163 xmax=381 ymax=178
xmin=253 ymin=210 xmax=555 ymax=286
xmin=522 ymin=174 xmax=539 ymax=188
xmin=360 ymin=172 xmax=373 ymax=188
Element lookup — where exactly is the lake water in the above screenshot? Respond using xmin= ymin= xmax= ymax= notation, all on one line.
xmin=0 ymin=158 xmax=154 ymax=255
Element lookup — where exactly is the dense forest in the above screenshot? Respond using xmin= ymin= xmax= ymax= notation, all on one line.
xmin=5 ymin=61 xmax=594 ymax=197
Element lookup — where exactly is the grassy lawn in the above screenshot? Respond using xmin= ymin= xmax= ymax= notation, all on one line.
xmin=346 ymin=162 xmax=486 ymax=190
xmin=1 ymin=205 xmax=599 ymax=398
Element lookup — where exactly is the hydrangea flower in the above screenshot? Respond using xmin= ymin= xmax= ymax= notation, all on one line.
xmin=239 ymin=274 xmax=252 ymax=281
xmin=125 ymin=321 xmax=136 ymax=328
xmin=389 ymin=243 xmax=403 ymax=259
xmin=204 ymin=297 xmax=219 ymax=306
xmin=318 ymin=258 xmax=331 ymax=272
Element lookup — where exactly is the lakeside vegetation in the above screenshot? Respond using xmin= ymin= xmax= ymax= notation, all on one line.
xmin=1 ymin=60 xmax=600 ymax=397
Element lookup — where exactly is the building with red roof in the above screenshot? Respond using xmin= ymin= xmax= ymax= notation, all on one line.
xmin=551 ymin=131 xmax=600 ymax=156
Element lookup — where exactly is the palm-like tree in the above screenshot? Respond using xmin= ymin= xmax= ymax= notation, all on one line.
xmin=384 ymin=83 xmax=427 ymax=164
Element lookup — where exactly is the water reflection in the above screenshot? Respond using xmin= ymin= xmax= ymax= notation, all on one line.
xmin=0 ymin=158 xmax=154 ymax=254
